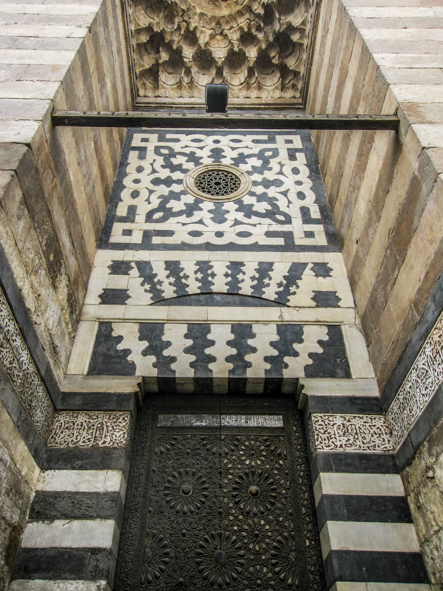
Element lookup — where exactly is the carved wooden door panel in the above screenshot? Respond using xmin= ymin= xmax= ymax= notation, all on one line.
xmin=114 ymin=398 xmax=324 ymax=590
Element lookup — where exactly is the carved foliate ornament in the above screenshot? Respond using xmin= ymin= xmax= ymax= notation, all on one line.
xmin=124 ymin=0 xmax=318 ymax=106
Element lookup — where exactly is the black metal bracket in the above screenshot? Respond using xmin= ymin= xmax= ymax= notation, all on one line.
xmin=51 ymin=110 xmax=399 ymax=131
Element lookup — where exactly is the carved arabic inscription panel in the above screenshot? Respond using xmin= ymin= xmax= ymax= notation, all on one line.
xmin=115 ymin=405 xmax=324 ymax=590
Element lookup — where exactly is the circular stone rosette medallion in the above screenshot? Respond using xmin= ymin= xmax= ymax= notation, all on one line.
xmin=184 ymin=164 xmax=252 ymax=202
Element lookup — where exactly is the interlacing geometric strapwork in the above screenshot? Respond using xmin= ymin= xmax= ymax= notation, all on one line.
xmin=103 ymin=132 xmax=327 ymax=250
xmin=47 ymin=411 xmax=131 ymax=448
xmin=0 ymin=286 xmax=54 ymax=441
xmin=386 ymin=311 xmax=443 ymax=449
xmin=114 ymin=409 xmax=324 ymax=590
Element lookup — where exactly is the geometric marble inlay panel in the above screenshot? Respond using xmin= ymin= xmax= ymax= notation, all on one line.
xmin=86 ymin=251 xmax=353 ymax=310
xmin=99 ymin=131 xmax=337 ymax=253
xmin=85 ymin=321 xmax=352 ymax=380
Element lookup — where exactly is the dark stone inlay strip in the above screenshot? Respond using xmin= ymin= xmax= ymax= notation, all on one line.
xmin=164 ymin=261 xmax=189 ymax=297
xmin=43 ymin=448 xmax=130 ymax=475
xmin=87 ymin=322 xmax=135 ymax=377
xmin=98 ymin=289 xmax=129 ymax=305
xmin=29 ymin=492 xmax=122 ymax=521
xmin=309 ymin=453 xmax=399 ymax=483
xmin=184 ymin=324 xmax=215 ymax=378
xmin=134 ymin=260 xmax=164 ymax=301
xmin=316 ymin=495 xmax=412 ymax=531
xmin=12 ymin=548 xmax=114 ymax=581
xmin=324 ymin=550 xmax=429 ymax=586
xmin=305 ymin=396 xmax=383 ymax=415
xmin=226 ymin=324 xmax=256 ymax=379
xmin=265 ymin=324 xmax=304 ymax=379
xmin=275 ymin=262 xmax=308 ymax=303
xmin=99 ymin=241 xmax=342 ymax=252
xmin=138 ymin=322 xmax=175 ymax=378
xmin=250 ymin=261 xmax=274 ymax=298
xmin=305 ymin=326 xmax=351 ymax=379
xmin=195 ymin=261 xmax=215 ymax=292
xmin=152 ymin=293 xmax=283 ymax=306
xmin=57 ymin=390 xmax=136 ymax=411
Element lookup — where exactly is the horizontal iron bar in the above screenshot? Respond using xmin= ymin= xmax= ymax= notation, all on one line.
xmin=51 ymin=110 xmax=399 ymax=131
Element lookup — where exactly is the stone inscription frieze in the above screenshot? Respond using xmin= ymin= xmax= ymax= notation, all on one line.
xmin=310 ymin=414 xmax=395 ymax=453
xmin=386 ymin=311 xmax=443 ymax=450
xmin=47 ymin=411 xmax=131 ymax=448
xmin=125 ymin=0 xmax=317 ymax=104
xmin=0 ymin=287 xmax=54 ymax=442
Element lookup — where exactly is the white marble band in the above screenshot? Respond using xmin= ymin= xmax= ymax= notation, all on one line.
xmin=313 ymin=473 xmax=405 ymax=506
xmin=320 ymin=521 xmax=421 ymax=560
xmin=9 ymin=582 xmax=111 ymax=591
xmin=21 ymin=520 xmax=118 ymax=552
xmin=36 ymin=470 xmax=125 ymax=494
xmin=329 ymin=583 xmax=431 ymax=591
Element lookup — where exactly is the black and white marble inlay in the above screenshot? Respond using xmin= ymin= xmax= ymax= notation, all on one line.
xmin=85 ymin=253 xmax=354 ymax=309
xmin=99 ymin=130 xmax=339 ymax=252
xmin=87 ymin=321 xmax=351 ymax=379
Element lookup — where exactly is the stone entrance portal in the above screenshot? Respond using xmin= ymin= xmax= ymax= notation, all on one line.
xmin=114 ymin=395 xmax=325 ymax=590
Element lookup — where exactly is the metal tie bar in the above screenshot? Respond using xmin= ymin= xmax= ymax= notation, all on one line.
xmin=51 ymin=110 xmax=399 ymax=131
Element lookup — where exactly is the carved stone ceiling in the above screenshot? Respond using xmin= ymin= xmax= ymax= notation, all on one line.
xmin=124 ymin=0 xmax=318 ymax=107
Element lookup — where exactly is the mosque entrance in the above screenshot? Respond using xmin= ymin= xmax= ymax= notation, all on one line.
xmin=114 ymin=394 xmax=325 ymax=590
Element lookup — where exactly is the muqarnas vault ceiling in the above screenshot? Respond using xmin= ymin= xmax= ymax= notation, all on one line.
xmin=124 ymin=0 xmax=318 ymax=106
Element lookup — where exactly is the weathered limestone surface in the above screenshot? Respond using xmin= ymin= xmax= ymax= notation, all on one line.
xmin=0 ymin=400 xmax=40 ymax=589
xmin=307 ymin=0 xmax=443 ymax=581
xmin=0 ymin=0 xmax=131 ymax=385
xmin=307 ymin=0 xmax=443 ymax=394
xmin=402 ymin=417 xmax=443 ymax=588
xmin=0 ymin=1 xmax=130 ymax=588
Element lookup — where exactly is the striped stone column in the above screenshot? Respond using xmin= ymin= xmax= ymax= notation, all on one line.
xmin=301 ymin=378 xmax=430 ymax=590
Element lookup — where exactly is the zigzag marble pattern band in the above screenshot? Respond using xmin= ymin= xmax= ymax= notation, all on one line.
xmin=82 ymin=321 xmax=352 ymax=379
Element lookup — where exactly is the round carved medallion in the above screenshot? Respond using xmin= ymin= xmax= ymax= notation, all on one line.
xmin=184 ymin=164 xmax=251 ymax=202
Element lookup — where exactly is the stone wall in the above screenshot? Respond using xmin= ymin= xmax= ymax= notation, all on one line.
xmin=307 ymin=0 xmax=443 ymax=393
xmin=0 ymin=1 xmax=131 ymax=587
xmin=0 ymin=0 xmax=131 ymax=387
xmin=0 ymin=401 xmax=40 ymax=589
xmin=307 ymin=0 xmax=443 ymax=580
xmin=402 ymin=416 xmax=443 ymax=589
